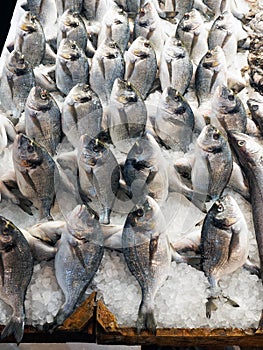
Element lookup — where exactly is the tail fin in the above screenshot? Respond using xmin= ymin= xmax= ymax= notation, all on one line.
xmin=136 ymin=302 xmax=156 ymax=335
xmin=1 ymin=316 xmax=24 ymax=344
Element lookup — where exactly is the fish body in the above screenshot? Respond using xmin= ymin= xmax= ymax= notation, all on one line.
xmin=192 ymin=124 xmax=232 ymax=200
xmin=124 ymin=132 xmax=169 ymax=206
xmin=56 ymin=39 xmax=89 ymax=95
xmin=208 ymin=11 xmax=237 ymax=66
xmin=12 ymin=134 xmax=55 ymax=220
xmin=54 ymin=204 xmax=104 ymax=325
xmin=98 ymin=6 xmax=130 ymax=53
xmin=195 ymin=46 xmax=227 ymax=106
xmin=14 ymin=11 xmax=45 ymax=67
xmin=0 ymin=216 xmax=33 ymax=343
xmin=55 ymin=0 xmax=83 ymax=16
xmin=155 ymin=87 xmax=195 ymax=152
xmin=124 ymin=36 xmax=157 ymax=100
xmin=62 ymin=83 xmax=102 ymax=147
xmin=77 ymin=135 xmax=120 ymax=224
xmin=122 ymin=196 xmax=171 ymax=333
xmin=211 ymin=85 xmax=247 ymax=133
xmin=176 ymin=9 xmax=208 ymax=65
xmin=159 ymin=37 xmax=193 ymax=95
xmin=108 ymin=78 xmax=147 ymax=152
xmin=0 ymin=51 xmax=35 ymax=121
xmin=200 ymin=194 xmax=249 ymax=317
xmin=90 ymin=39 xmax=124 ymax=106
xmin=57 ymin=9 xmax=87 ymax=52
xmin=25 ymin=86 xmax=61 ymax=155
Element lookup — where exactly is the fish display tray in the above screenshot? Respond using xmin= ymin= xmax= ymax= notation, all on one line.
xmin=0 ymin=292 xmax=263 ymax=346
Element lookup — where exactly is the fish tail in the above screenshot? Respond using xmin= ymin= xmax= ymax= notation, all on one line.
xmin=1 ymin=315 xmax=24 ymax=344
xmin=137 ymin=301 xmax=156 ymax=334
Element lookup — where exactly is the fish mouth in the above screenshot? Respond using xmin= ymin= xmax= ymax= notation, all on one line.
xmin=203 ymin=61 xmax=219 ymax=68
xmin=20 ymin=23 xmax=36 ymax=32
xmin=60 ymin=52 xmax=80 ymax=60
xmin=133 ymin=49 xmax=149 ymax=58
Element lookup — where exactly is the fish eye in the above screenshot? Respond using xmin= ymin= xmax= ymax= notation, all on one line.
xmin=228 ymin=95 xmax=234 ymax=101
xmin=217 ymin=204 xmax=224 ymax=212
xmin=252 ymin=104 xmax=259 ymax=111
xmin=18 ymin=58 xmax=24 ymax=64
xmin=71 ymin=43 xmax=77 ymax=50
xmin=184 ymin=13 xmax=190 ymax=20
xmin=136 ymin=208 xmax=144 ymax=217
xmin=206 ymin=51 xmax=212 ymax=58
xmin=82 ymin=86 xmax=89 ymax=92
xmin=144 ymin=41 xmax=150 ymax=48
xmin=218 ymin=15 xmax=224 ymax=20
xmin=27 ymin=144 xmax=34 ymax=153
xmin=237 ymin=140 xmax=246 ymax=147
xmin=182 ymin=171 xmax=190 ymax=179
xmin=114 ymin=19 xmax=122 ymax=25
xmin=177 ymin=41 xmax=182 ymax=47
xmin=40 ymin=91 xmax=48 ymax=100
xmin=213 ymin=132 xmax=220 ymax=140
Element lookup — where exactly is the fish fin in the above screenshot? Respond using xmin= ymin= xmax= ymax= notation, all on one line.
xmin=6 ymin=75 xmax=14 ymax=101
xmin=243 ymin=259 xmax=261 ymax=278
xmin=190 ymin=31 xmax=200 ymax=58
xmin=60 ymin=61 xmax=73 ymax=83
xmin=98 ymin=57 xmax=106 ymax=80
xmin=29 ymin=111 xmax=45 ymax=137
xmin=99 ymin=207 xmax=111 ymax=225
xmin=125 ymin=61 xmax=135 ymax=81
xmin=149 ymin=235 xmax=159 ymax=263
xmin=1 ymin=316 xmax=24 ymax=344
xmin=21 ymin=170 xmax=38 ymax=194
xmin=221 ymin=294 xmax=239 ymax=308
xmin=137 ymin=303 xmax=156 ymax=335
xmin=206 ymin=297 xmax=218 ymax=318
xmin=69 ymin=240 xmax=86 ymax=270
xmin=170 ymin=247 xmax=188 ymax=263
xmin=6 ymin=42 xmax=14 ymax=53
xmin=210 ymin=70 xmax=219 ymax=94
xmin=0 ymin=255 xmax=4 ymax=286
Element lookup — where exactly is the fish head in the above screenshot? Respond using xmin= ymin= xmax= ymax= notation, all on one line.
xmin=210 ymin=195 xmax=240 ymax=228
xmin=247 ymin=97 xmax=263 ymax=118
xmin=6 ymin=50 xmax=29 ymax=75
xmin=103 ymin=40 xmax=122 ymax=59
xmin=61 ymin=9 xmax=81 ymax=28
xmin=214 ymin=11 xmax=233 ymax=31
xmin=214 ymin=85 xmax=237 ymax=112
xmin=19 ymin=11 xmax=39 ymax=33
xmin=13 ymin=133 xmax=43 ymax=167
xmin=70 ymin=83 xmax=94 ymax=104
xmin=138 ymin=1 xmax=155 ymax=23
xmin=180 ymin=9 xmax=202 ymax=32
xmin=165 ymin=38 xmax=187 ymax=60
xmin=197 ymin=124 xmax=227 ymax=153
xmin=58 ymin=39 xmax=81 ymax=61
xmin=0 ymin=216 xmax=19 ymax=250
xmin=78 ymin=135 xmax=107 ymax=169
xmin=67 ymin=204 xmax=100 ymax=240
xmin=163 ymin=87 xmax=186 ymax=114
xmin=127 ymin=195 xmax=160 ymax=229
xmin=132 ymin=37 xmax=152 ymax=58
xmin=27 ymin=86 xmax=52 ymax=111
xmin=228 ymin=131 xmax=263 ymax=168
xmin=127 ymin=132 xmax=159 ymax=163
xmin=114 ymin=79 xmax=138 ymax=104
xmin=202 ymin=46 xmax=225 ymax=70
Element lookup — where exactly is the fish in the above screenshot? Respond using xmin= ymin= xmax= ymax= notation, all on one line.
xmin=12 ymin=134 xmax=56 ymax=220
xmin=134 ymin=2 xmax=166 ymax=63
xmin=174 ymin=0 xmax=194 ymax=21
xmin=176 ymin=9 xmax=208 ymax=65
xmin=155 ymin=87 xmax=195 ymax=152
xmin=57 ymin=9 xmax=87 ymax=52
xmin=211 ymin=85 xmax=247 ymax=133
xmin=0 ymin=216 xmax=33 ymax=343
xmin=247 ymin=94 xmax=263 ymax=135
xmin=108 ymin=78 xmax=147 ymax=152
xmin=202 ymin=0 xmax=228 ymax=18
xmin=77 ymin=135 xmax=120 ymax=224
xmin=55 ymin=39 xmax=89 ymax=95
xmin=14 ymin=11 xmax=45 ymax=67
xmin=97 ymin=5 xmax=130 ymax=53
xmin=25 ymin=86 xmax=61 ymax=155
xmin=191 ymin=124 xmax=233 ymax=201
xmin=124 ymin=36 xmax=157 ymax=100
xmin=113 ymin=0 xmax=140 ymax=17
xmin=89 ymin=39 xmax=124 ymax=106
xmin=159 ymin=37 xmax=193 ymax=95
xmin=54 ymin=204 xmax=104 ymax=326
xmin=195 ymin=46 xmax=227 ymax=106
xmin=122 ymin=195 xmax=171 ymax=334
xmin=123 ymin=132 xmax=169 ymax=206
xmin=61 ymin=83 xmax=103 ymax=148
xmin=0 ymin=50 xmax=35 ymax=122
xmin=200 ymin=194 xmax=249 ymax=318
xmin=208 ymin=11 xmax=237 ymax=66
xmin=55 ymin=0 xmax=83 ymax=16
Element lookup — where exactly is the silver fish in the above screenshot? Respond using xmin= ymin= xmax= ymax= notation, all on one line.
xmin=54 ymin=204 xmax=104 ymax=325
xmin=89 ymin=39 xmax=124 ymax=106
xmin=0 ymin=50 xmax=35 ymax=122
xmin=55 ymin=0 xmax=83 ymax=16
xmin=61 ymin=83 xmax=103 ymax=147
xmin=123 ymin=132 xmax=169 ymax=206
xmin=97 ymin=5 xmax=130 ymax=53
xmin=122 ymin=195 xmax=171 ymax=333
xmin=159 ymin=37 xmax=193 ymax=95
xmin=57 ymin=9 xmax=87 ymax=52
xmin=200 ymin=195 xmax=249 ymax=318
xmin=208 ymin=11 xmax=237 ymax=66
xmin=176 ymin=9 xmax=208 ymax=65
xmin=247 ymin=95 xmax=263 ymax=135
xmin=56 ymin=39 xmax=89 ymax=95
xmin=77 ymin=135 xmax=120 ymax=224
xmin=25 ymin=86 xmax=61 ymax=155
xmin=155 ymin=87 xmax=195 ymax=152
xmin=174 ymin=0 xmax=194 ymax=20
xmin=195 ymin=46 xmax=227 ymax=106
xmin=108 ymin=78 xmax=147 ymax=152
xmin=192 ymin=124 xmax=232 ymax=200
xmin=12 ymin=134 xmax=55 ymax=220
xmin=211 ymin=85 xmax=247 ymax=133
xmin=0 ymin=216 xmax=33 ymax=343
xmin=202 ymin=0 xmax=228 ymax=18
xmin=14 ymin=11 xmax=45 ymax=67
xmin=113 ymin=0 xmax=140 ymax=17
xmin=124 ymin=36 xmax=157 ymax=100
